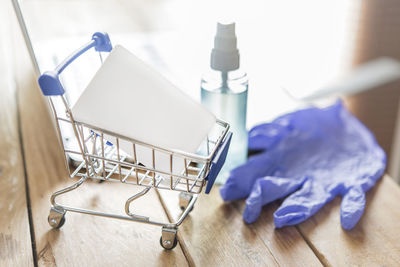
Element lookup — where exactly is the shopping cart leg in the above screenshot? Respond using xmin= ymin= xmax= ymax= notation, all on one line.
xmin=125 ymin=187 xmax=152 ymax=221
xmin=179 ymin=192 xmax=194 ymax=212
xmin=48 ymin=176 xmax=87 ymax=229
xmin=48 ymin=206 xmax=66 ymax=229
xmin=160 ymin=226 xmax=178 ymax=250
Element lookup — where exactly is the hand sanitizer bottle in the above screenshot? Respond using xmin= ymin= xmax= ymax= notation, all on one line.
xmin=201 ymin=22 xmax=248 ymax=184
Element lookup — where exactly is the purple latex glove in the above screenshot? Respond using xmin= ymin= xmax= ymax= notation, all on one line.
xmin=220 ymin=101 xmax=386 ymax=230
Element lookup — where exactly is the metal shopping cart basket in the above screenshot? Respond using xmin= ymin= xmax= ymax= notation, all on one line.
xmin=38 ymin=32 xmax=232 ymax=250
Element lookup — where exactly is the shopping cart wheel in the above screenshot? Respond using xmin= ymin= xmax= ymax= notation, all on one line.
xmin=48 ymin=207 xmax=66 ymax=229
xmin=179 ymin=192 xmax=193 ymax=212
xmin=160 ymin=227 xmax=178 ymax=250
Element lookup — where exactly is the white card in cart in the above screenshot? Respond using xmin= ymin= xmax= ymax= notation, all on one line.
xmin=72 ymin=45 xmax=216 ymax=175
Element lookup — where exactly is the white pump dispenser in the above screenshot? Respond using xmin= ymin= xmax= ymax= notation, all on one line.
xmin=211 ymin=22 xmax=240 ymax=72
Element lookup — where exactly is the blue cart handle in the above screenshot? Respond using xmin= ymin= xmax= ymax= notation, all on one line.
xmin=38 ymin=32 xmax=112 ymax=96
xmin=205 ymin=132 xmax=233 ymax=194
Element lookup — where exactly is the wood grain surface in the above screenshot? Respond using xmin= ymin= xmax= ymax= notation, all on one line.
xmin=158 ymin=188 xmax=322 ymax=267
xmin=0 ymin=1 xmax=34 ymax=266
xmin=297 ymin=175 xmax=400 ymax=266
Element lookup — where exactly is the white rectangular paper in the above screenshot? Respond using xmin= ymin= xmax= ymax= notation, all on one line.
xmin=72 ymin=45 xmax=216 ymax=174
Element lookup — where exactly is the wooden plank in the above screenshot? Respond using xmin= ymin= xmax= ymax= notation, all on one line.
xmin=233 ymin=201 xmax=323 ymax=267
xmin=297 ymin=175 xmax=400 ymax=266
xmin=0 ymin=1 xmax=34 ymax=266
xmin=158 ymin=188 xmax=322 ymax=266
xmin=10 ymin=7 xmax=188 ymax=267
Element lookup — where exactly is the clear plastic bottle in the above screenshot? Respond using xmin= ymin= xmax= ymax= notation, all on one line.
xmin=201 ymin=22 xmax=248 ymax=184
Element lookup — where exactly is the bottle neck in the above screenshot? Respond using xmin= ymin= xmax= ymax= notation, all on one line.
xmin=201 ymin=69 xmax=248 ymax=94
xmin=221 ymin=71 xmax=229 ymax=92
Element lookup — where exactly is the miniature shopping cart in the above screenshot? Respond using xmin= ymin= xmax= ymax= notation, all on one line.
xmin=38 ymin=32 xmax=232 ymax=250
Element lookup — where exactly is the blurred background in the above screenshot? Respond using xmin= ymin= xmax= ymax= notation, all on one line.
xmin=15 ymin=0 xmax=400 ymax=182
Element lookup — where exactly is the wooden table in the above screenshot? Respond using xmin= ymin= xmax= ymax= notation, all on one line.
xmin=2 ymin=1 xmax=400 ymax=266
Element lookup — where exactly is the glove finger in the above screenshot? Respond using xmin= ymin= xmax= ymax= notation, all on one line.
xmin=220 ymin=152 xmax=276 ymax=201
xmin=248 ymin=122 xmax=290 ymax=151
xmin=243 ymin=176 xmax=307 ymax=224
xmin=340 ymin=186 xmax=366 ymax=230
xmin=274 ymin=179 xmax=334 ymax=228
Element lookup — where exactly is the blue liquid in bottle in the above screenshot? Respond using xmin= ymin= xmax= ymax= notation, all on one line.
xmin=201 ymin=69 xmax=248 ymax=184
